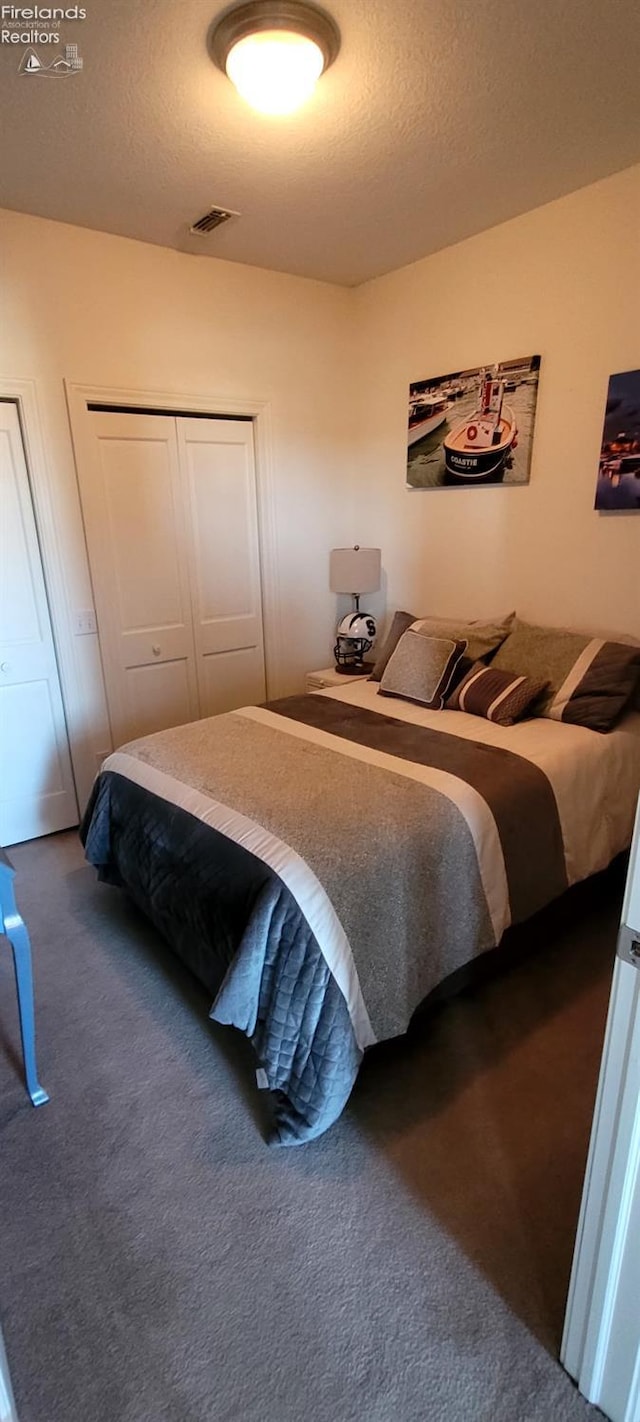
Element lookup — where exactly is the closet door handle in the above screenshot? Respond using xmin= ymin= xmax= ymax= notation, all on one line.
xmin=0 ymin=662 xmax=10 ymax=674
xmin=152 ymin=645 xmax=162 ymax=657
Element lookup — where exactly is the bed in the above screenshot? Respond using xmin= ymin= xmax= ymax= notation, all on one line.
xmin=81 ymin=678 xmax=640 ymax=1145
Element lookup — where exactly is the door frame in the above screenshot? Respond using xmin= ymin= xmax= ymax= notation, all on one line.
xmin=561 ymin=798 xmax=640 ymax=1421
xmin=65 ymin=382 xmax=282 ymax=722
xmin=0 ymin=376 xmax=81 ymax=819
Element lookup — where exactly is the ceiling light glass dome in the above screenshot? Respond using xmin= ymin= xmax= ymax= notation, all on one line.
xmin=210 ymin=2 xmax=341 ymax=117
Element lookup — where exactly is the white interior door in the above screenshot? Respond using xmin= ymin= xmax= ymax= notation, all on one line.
xmin=562 ymin=795 xmax=640 ymax=1422
xmin=82 ymin=411 xmax=200 ymax=746
xmin=0 ymin=401 xmax=78 ymax=846
xmin=177 ymin=417 xmax=266 ymax=716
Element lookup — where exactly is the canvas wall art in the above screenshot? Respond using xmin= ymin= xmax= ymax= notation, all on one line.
xmin=406 ymin=354 xmax=541 ymax=489
xmin=594 ymin=369 xmax=640 ymax=512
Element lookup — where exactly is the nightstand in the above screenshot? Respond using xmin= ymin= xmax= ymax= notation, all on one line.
xmin=305 ymin=666 xmax=372 ymax=692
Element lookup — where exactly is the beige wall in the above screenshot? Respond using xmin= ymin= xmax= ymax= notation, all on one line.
xmin=0 ymin=209 xmax=355 ymax=803
xmin=352 ymin=164 xmax=640 ymax=638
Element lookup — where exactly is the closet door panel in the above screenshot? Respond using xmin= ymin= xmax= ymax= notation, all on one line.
xmin=83 ymin=412 xmax=200 ymax=746
xmin=199 ymin=647 xmax=266 ymax=718
xmin=178 ymin=418 xmax=266 ymax=716
xmin=104 ymin=437 xmax=184 ymax=633
xmin=125 ymin=660 xmax=195 ymax=742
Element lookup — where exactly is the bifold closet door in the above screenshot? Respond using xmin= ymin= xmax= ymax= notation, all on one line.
xmin=0 ymin=401 xmax=78 ymax=845
xmin=82 ymin=411 xmax=200 ymax=746
xmin=81 ymin=410 xmax=266 ymax=748
xmin=176 ymin=417 xmax=266 ymax=717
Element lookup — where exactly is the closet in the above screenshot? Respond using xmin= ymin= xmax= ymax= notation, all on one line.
xmin=79 ymin=410 xmax=266 ymax=748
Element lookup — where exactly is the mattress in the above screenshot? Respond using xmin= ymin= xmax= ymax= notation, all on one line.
xmin=81 ymin=680 xmax=640 ymax=1145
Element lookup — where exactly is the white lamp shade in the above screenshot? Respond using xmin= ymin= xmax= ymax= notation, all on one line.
xmin=329 ymin=546 xmax=381 ymax=596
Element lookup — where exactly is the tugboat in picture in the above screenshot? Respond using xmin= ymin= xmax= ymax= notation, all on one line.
xmin=443 ymin=371 xmax=517 ymax=483
xmin=407 ymin=394 xmax=449 ymax=446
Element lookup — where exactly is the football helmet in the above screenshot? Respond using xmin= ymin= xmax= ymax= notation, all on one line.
xmin=334 ymin=613 xmax=377 ymax=671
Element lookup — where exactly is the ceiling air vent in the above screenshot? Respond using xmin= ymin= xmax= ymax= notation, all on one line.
xmin=189 ymin=205 xmax=239 ymax=236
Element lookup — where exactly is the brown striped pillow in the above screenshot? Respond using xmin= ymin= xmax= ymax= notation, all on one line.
xmin=446 ymin=662 xmax=549 ymax=725
xmin=379 ymin=630 xmax=468 ymax=709
xmin=492 ymin=620 xmax=640 ymax=732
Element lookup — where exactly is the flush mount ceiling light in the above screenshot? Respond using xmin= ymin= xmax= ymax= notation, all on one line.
xmin=210 ymin=0 xmax=340 ymax=116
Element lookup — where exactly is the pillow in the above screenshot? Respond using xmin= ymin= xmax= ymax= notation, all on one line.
xmin=379 ymin=629 xmax=468 ymax=709
xmin=492 ymin=619 xmax=640 ymax=732
xmin=370 ymin=610 xmax=514 ymax=682
xmin=446 ymin=661 xmax=549 ymax=726
xmin=577 ymin=627 xmax=640 ymax=712
xmin=410 ymin=612 xmax=515 ymax=663
xmin=369 ymin=610 xmax=417 ymax=682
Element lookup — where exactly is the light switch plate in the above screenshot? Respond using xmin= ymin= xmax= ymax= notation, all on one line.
xmin=73 ymin=609 xmax=97 ymax=635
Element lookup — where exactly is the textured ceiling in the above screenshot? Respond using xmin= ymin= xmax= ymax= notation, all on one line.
xmin=1 ymin=0 xmax=639 ymax=286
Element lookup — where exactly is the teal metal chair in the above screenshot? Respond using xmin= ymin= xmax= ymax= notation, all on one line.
xmin=0 ymin=847 xmax=49 ymax=1107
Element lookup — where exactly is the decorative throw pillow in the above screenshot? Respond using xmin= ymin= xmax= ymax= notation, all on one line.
xmin=379 ymin=629 xmax=468 ymax=709
xmin=492 ymin=619 xmax=640 ymax=733
xmin=369 ymin=610 xmax=417 ymax=682
xmin=446 ymin=661 xmax=549 ymax=726
xmin=370 ymin=610 xmax=514 ymax=682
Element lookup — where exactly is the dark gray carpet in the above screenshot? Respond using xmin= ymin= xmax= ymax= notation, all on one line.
xmin=0 ymin=831 xmax=616 ymax=1422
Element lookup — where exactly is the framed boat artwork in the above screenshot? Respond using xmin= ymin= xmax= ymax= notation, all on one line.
xmin=406 ymin=354 xmax=541 ymax=489
xmin=594 ymin=369 xmax=640 ymax=511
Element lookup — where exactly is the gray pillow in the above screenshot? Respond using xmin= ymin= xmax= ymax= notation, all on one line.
xmin=370 ymin=609 xmax=514 ymax=682
xmin=370 ymin=610 xmax=417 ymax=682
xmin=409 ymin=612 xmax=515 ymax=662
xmin=379 ymin=629 xmax=468 ymax=709
xmin=492 ymin=619 xmax=640 ymax=732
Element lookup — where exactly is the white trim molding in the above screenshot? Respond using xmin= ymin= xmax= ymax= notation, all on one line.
xmin=562 ymin=796 xmax=640 ymax=1422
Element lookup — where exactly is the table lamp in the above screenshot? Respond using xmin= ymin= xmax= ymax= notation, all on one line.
xmin=329 ymin=545 xmax=381 ymax=673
